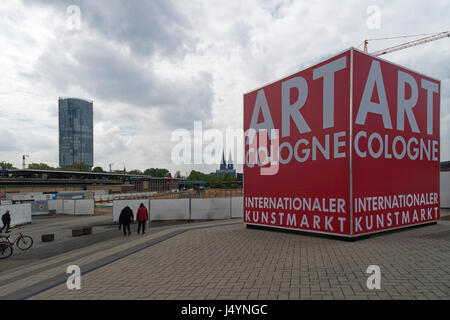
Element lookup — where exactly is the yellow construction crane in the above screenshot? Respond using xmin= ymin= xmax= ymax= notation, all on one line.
xmin=363 ymin=31 xmax=449 ymax=56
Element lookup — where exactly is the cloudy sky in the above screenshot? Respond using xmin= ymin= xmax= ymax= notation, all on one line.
xmin=0 ymin=0 xmax=448 ymax=175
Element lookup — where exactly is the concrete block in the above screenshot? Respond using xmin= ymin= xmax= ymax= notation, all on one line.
xmin=72 ymin=229 xmax=84 ymax=237
xmin=41 ymin=234 xmax=54 ymax=242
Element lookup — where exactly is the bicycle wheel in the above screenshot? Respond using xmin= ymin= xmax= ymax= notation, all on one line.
xmin=0 ymin=242 xmax=12 ymax=259
xmin=17 ymin=235 xmax=33 ymax=250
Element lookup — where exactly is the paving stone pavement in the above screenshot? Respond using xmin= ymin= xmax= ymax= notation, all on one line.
xmin=1 ymin=219 xmax=449 ymax=300
xmin=0 ymin=219 xmax=242 ymax=299
xmin=0 ymin=214 xmax=193 ymax=272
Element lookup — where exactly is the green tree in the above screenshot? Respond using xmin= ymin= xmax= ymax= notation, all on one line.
xmin=144 ymin=168 xmax=171 ymax=177
xmin=223 ymin=174 xmax=233 ymax=183
xmin=0 ymin=161 xmax=16 ymax=170
xmin=92 ymin=166 xmax=105 ymax=173
xmin=128 ymin=169 xmax=143 ymax=175
xmin=186 ymin=170 xmax=240 ymax=189
xmin=28 ymin=163 xmax=56 ymax=170
xmin=59 ymin=162 xmax=90 ymax=172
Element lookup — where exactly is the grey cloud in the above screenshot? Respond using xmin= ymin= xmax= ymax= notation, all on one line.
xmin=25 ymin=0 xmax=195 ymax=58
xmin=0 ymin=125 xmax=56 ymax=153
xmin=263 ymin=0 xmax=290 ymax=20
xmin=86 ymin=1 xmax=195 ymax=58
xmin=94 ymin=130 xmax=128 ymax=162
xmin=0 ymin=129 xmax=18 ymax=152
xmin=231 ymin=21 xmax=251 ymax=49
xmin=22 ymin=0 xmax=213 ymax=129
xmin=30 ymin=35 xmax=213 ymax=128
xmin=156 ymin=72 xmax=214 ymax=128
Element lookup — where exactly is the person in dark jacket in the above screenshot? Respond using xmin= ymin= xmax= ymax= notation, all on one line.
xmin=136 ymin=203 xmax=149 ymax=234
xmin=0 ymin=210 xmax=11 ymax=233
xmin=119 ymin=206 xmax=134 ymax=236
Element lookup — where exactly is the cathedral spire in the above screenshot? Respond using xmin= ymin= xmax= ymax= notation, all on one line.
xmin=215 ymin=149 xmax=236 ymax=178
xmin=228 ymin=151 xmax=233 ymax=170
xmin=220 ymin=150 xmax=227 ymax=170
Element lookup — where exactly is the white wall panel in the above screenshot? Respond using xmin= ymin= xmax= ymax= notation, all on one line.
xmin=48 ymin=200 xmax=64 ymax=213
xmin=0 ymin=204 xmax=32 ymax=227
xmin=441 ymin=172 xmax=450 ymax=208
xmin=112 ymin=197 xmax=244 ymax=222
xmin=191 ymin=198 xmax=230 ymax=220
xmin=149 ymin=199 xmax=189 ymax=221
xmin=231 ymin=197 xmax=243 ymax=218
xmin=74 ymin=199 xmax=95 ymax=215
xmin=113 ymin=200 xmax=149 ymax=222
xmin=62 ymin=200 xmax=75 ymax=215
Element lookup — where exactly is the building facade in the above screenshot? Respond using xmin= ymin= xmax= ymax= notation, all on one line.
xmin=58 ymin=98 xmax=94 ymax=170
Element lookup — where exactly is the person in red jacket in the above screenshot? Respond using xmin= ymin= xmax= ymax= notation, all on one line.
xmin=136 ymin=203 xmax=149 ymax=234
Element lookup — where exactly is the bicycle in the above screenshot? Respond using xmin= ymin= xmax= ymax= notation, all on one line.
xmin=0 ymin=232 xmax=33 ymax=251
xmin=0 ymin=241 xmax=13 ymax=259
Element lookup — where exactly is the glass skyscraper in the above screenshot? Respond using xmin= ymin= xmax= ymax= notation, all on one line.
xmin=58 ymin=97 xmax=94 ymax=170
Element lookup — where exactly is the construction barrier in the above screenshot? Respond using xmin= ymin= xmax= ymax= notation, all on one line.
xmin=97 ymin=189 xmax=243 ymax=202
xmin=441 ymin=172 xmax=450 ymax=208
xmin=48 ymin=200 xmax=94 ymax=215
xmin=74 ymin=200 xmax=95 ymax=215
xmin=31 ymin=200 xmax=49 ymax=216
xmin=96 ymin=192 xmax=156 ymax=202
xmin=112 ymin=197 xmax=243 ymax=222
xmin=0 ymin=203 xmax=32 ymax=227
xmin=7 ymin=192 xmax=51 ymax=201
xmin=191 ymin=198 xmax=230 ymax=220
xmin=48 ymin=200 xmax=64 ymax=214
xmin=150 ymin=199 xmax=190 ymax=221
xmin=113 ymin=200 xmax=150 ymax=222
xmin=231 ymin=197 xmax=244 ymax=218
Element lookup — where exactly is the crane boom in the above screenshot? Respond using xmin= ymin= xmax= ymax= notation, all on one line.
xmin=366 ymin=31 xmax=449 ymax=57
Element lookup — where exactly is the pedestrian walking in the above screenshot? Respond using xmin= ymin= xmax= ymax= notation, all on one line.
xmin=119 ymin=206 xmax=134 ymax=236
xmin=136 ymin=203 xmax=149 ymax=234
xmin=0 ymin=210 xmax=11 ymax=233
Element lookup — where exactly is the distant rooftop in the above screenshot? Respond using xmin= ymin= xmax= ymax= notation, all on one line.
xmin=0 ymin=168 xmax=177 ymax=180
xmin=58 ymin=97 xmax=93 ymax=104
